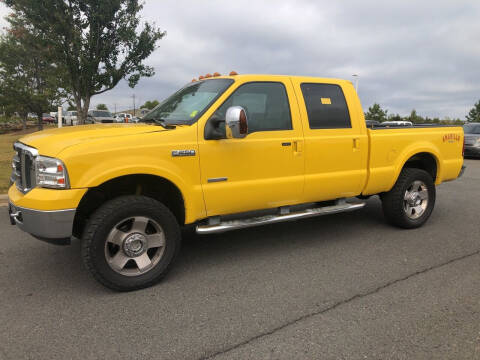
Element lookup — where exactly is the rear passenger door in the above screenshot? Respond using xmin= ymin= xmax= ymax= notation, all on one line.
xmin=291 ymin=79 xmax=368 ymax=202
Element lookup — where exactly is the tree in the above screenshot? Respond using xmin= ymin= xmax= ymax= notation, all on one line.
xmin=96 ymin=103 xmax=108 ymax=111
xmin=365 ymin=103 xmax=388 ymax=122
xmin=142 ymin=100 xmax=159 ymax=110
xmin=67 ymin=104 xmax=77 ymax=111
xmin=406 ymin=109 xmax=424 ymax=124
xmin=5 ymin=0 xmax=165 ymax=124
xmin=0 ymin=14 xmax=65 ymax=130
xmin=387 ymin=113 xmax=403 ymax=122
xmin=466 ymin=100 xmax=480 ymax=122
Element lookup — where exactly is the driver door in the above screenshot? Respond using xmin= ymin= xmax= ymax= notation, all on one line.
xmin=198 ymin=77 xmax=305 ymax=217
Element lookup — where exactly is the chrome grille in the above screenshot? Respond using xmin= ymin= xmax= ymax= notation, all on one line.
xmin=12 ymin=142 xmax=38 ymax=193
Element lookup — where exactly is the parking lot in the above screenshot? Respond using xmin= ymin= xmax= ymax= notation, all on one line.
xmin=0 ymin=159 xmax=479 ymax=359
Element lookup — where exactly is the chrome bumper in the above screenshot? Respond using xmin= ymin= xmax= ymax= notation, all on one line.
xmin=8 ymin=202 xmax=75 ymax=243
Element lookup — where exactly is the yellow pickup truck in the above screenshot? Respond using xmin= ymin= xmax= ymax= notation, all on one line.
xmin=8 ymin=74 xmax=465 ymax=290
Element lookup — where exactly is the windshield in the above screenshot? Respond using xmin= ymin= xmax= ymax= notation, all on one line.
xmin=142 ymin=79 xmax=234 ymax=125
xmin=91 ymin=111 xmax=113 ymax=117
xmin=464 ymin=124 xmax=480 ymax=134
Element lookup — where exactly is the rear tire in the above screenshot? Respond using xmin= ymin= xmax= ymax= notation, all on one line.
xmin=81 ymin=195 xmax=181 ymax=291
xmin=381 ymin=168 xmax=436 ymax=229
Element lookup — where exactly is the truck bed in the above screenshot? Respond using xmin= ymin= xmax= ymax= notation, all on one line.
xmin=363 ymin=125 xmax=464 ymax=195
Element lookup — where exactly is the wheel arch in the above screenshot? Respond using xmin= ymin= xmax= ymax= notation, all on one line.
xmin=384 ymin=149 xmax=441 ymax=194
xmin=73 ymin=173 xmax=187 ymax=239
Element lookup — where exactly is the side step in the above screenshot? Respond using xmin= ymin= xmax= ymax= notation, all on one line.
xmin=196 ymin=200 xmax=366 ymax=234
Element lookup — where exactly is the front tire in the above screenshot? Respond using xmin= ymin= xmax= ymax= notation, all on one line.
xmin=381 ymin=168 xmax=436 ymax=229
xmin=81 ymin=196 xmax=181 ymax=291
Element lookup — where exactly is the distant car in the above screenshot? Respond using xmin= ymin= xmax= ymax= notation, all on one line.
xmin=463 ymin=122 xmax=480 ymax=158
xmin=113 ymin=115 xmax=123 ymax=123
xmin=131 ymin=117 xmax=141 ymax=123
xmin=116 ymin=113 xmax=133 ymax=123
xmin=380 ymin=121 xmax=413 ymax=127
xmin=365 ymin=120 xmax=380 ymax=128
xmin=87 ymin=110 xmax=116 ymax=123
xmin=42 ymin=113 xmax=55 ymax=124
xmin=64 ymin=111 xmax=78 ymax=126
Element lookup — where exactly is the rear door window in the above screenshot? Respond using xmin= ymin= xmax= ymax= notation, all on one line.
xmin=300 ymin=83 xmax=351 ymax=129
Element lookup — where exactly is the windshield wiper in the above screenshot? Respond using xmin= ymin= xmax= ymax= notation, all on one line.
xmin=143 ymin=117 xmax=175 ymax=129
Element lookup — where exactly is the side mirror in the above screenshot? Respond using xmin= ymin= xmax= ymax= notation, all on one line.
xmin=225 ymin=106 xmax=248 ymax=139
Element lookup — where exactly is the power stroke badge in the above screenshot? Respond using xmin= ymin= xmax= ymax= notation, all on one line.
xmin=172 ymin=150 xmax=196 ymax=157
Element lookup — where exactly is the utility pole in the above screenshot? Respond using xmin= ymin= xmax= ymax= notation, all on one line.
xmin=132 ymin=94 xmax=136 ymax=117
xmin=352 ymin=74 xmax=359 ymax=93
xmin=114 ymin=103 xmax=117 ymax=114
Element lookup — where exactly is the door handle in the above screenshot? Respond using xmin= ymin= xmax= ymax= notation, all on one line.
xmin=293 ymin=140 xmax=303 ymax=154
xmin=353 ymin=138 xmax=360 ymax=150
xmin=282 ymin=142 xmax=291 ymax=146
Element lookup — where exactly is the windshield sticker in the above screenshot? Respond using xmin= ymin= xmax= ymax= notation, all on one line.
xmin=321 ymin=98 xmax=332 ymax=105
xmin=190 ymin=110 xmax=198 ymax=118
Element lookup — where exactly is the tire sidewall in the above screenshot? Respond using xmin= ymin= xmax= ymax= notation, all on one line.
xmin=396 ymin=169 xmax=436 ymax=228
xmin=83 ymin=197 xmax=180 ymax=290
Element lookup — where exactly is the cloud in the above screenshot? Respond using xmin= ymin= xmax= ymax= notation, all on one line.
xmin=1 ymin=0 xmax=479 ymax=118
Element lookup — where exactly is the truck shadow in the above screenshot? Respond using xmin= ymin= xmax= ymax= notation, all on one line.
xmin=21 ymin=197 xmax=386 ymax=293
xmin=173 ymin=197 xmax=386 ymax=274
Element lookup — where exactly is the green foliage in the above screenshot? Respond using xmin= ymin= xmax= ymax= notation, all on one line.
xmin=365 ymin=103 xmax=388 ymax=122
xmin=96 ymin=104 xmax=108 ymax=111
xmin=0 ymin=14 xmax=66 ymax=130
xmin=466 ymin=100 xmax=480 ymax=122
xmin=67 ymin=104 xmax=77 ymax=111
xmin=406 ymin=109 xmax=423 ymax=124
xmin=365 ymin=104 xmax=464 ymax=125
xmin=4 ymin=0 xmax=165 ymax=123
xmin=142 ymin=100 xmax=159 ymax=110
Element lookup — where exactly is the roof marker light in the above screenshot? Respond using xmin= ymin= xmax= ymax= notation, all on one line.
xmin=205 ymin=73 xmax=212 ymax=78
xmin=229 ymin=71 xmax=238 ymax=76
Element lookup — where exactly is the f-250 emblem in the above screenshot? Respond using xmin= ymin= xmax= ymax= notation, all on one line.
xmin=172 ymin=150 xmax=196 ymax=157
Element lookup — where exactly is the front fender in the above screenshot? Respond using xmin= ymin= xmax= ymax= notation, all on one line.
xmin=61 ymin=149 xmax=205 ymax=224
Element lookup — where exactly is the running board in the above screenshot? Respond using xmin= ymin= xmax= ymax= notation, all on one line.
xmin=196 ymin=201 xmax=365 ymax=234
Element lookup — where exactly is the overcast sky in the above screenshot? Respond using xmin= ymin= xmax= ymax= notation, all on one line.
xmin=1 ymin=0 xmax=479 ymax=118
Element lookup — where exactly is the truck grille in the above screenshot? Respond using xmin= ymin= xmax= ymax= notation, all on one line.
xmin=12 ymin=143 xmax=38 ymax=193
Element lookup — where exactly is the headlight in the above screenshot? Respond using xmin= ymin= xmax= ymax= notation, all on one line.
xmin=35 ymin=156 xmax=69 ymax=189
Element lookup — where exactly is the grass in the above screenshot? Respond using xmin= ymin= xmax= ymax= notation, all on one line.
xmin=0 ymin=128 xmax=43 ymax=193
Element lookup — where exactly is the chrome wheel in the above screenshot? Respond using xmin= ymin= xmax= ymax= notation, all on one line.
xmin=403 ymin=180 xmax=429 ymax=219
xmin=104 ymin=216 xmax=166 ymax=276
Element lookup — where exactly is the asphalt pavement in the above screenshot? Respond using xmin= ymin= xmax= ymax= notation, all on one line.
xmin=0 ymin=160 xmax=479 ymax=360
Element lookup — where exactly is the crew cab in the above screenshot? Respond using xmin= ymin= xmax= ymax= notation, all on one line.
xmin=7 ymin=74 xmax=465 ymax=291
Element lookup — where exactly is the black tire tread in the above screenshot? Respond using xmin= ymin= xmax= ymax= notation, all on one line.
xmin=381 ymin=168 xmax=436 ymax=229
xmin=81 ymin=195 xmax=181 ymax=291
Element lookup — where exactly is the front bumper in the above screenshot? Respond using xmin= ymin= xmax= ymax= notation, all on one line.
xmin=8 ymin=202 xmax=75 ymax=244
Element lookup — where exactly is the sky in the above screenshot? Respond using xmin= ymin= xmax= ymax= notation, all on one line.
xmin=1 ymin=0 xmax=480 ymax=119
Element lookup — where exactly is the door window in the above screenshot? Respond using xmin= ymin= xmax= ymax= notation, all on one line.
xmin=212 ymin=82 xmax=292 ymax=133
xmin=300 ymin=83 xmax=351 ymax=129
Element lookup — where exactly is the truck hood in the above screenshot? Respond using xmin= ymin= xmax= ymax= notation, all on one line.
xmin=18 ymin=124 xmax=164 ymax=157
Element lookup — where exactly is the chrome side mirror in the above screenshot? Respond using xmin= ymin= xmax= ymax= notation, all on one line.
xmin=225 ymin=106 xmax=248 ymax=139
